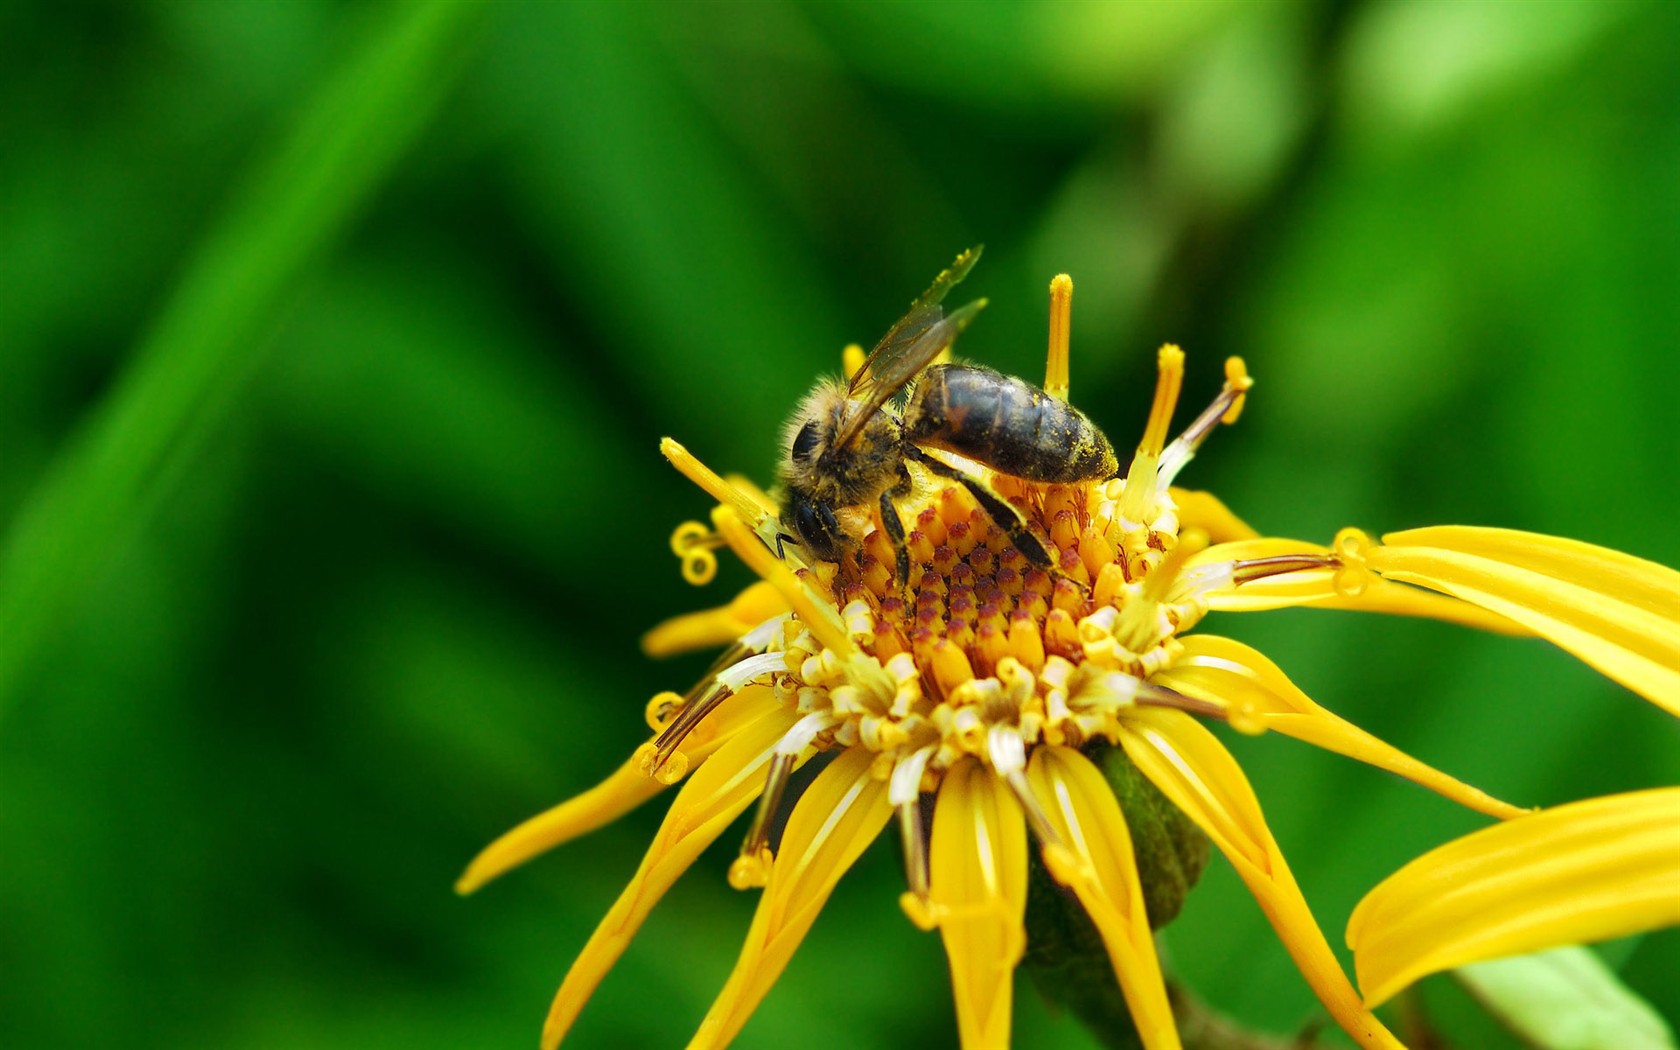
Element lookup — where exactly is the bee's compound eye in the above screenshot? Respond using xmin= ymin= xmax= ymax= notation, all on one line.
xmin=791 ymin=420 xmax=821 ymax=462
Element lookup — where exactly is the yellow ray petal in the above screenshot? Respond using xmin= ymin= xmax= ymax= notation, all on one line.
xmin=642 ymin=582 xmax=788 ymax=658
xmin=1154 ymin=636 xmax=1526 ymax=820
xmin=1026 ymin=747 xmax=1181 ymax=1050
xmin=1349 ymin=787 xmax=1680 ymax=1008
xmin=457 ymin=687 xmax=784 ymax=895
xmin=1190 ymin=538 xmax=1526 ymax=634
xmin=930 ymin=758 xmax=1028 ymax=1050
xmin=1117 ymin=708 xmax=1401 ymax=1050
xmin=1169 ymin=488 xmax=1259 ymax=543
xmin=1370 ymin=526 xmax=1680 ymax=714
xmin=688 ymin=745 xmax=893 ymax=1049
xmin=539 ymin=704 xmax=800 ymax=1050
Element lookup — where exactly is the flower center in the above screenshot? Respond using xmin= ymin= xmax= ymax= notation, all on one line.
xmin=653 ymin=342 xmax=1273 ymax=909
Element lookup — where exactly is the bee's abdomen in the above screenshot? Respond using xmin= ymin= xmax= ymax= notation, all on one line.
xmin=904 ymin=364 xmax=1118 ymax=482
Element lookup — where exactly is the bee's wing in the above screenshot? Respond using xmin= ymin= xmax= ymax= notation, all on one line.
xmin=832 ymin=247 xmax=985 ymax=451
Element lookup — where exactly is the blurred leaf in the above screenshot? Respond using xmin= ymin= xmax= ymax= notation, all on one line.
xmin=0 ymin=0 xmax=489 ymax=720
xmin=1455 ymin=946 xmax=1676 ymax=1050
xmin=1339 ymin=0 xmax=1636 ymax=147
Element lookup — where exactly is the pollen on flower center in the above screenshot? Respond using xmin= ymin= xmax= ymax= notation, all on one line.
xmin=693 ymin=358 xmax=1266 ymax=901
xmin=836 ymin=476 xmax=1192 ymax=691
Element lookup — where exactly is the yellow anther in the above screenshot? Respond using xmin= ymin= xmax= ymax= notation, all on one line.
xmin=1332 ymin=527 xmax=1373 ymax=597
xmin=1222 ymin=356 xmax=1252 ymax=423
xmin=728 ymin=847 xmax=773 ymax=890
xmin=842 ymin=343 xmax=867 ymax=381
xmin=643 ymin=691 xmax=683 ymax=732
xmin=1118 ymin=345 xmax=1185 ymax=525
xmin=899 ymin=891 xmax=940 ymax=931
xmin=1335 ymin=526 xmax=1372 ymax=563
xmin=1226 ymin=695 xmax=1267 ymax=736
xmin=1044 ymin=273 xmax=1073 ymax=401
xmin=1041 ymin=843 xmax=1086 ymax=887
xmin=1140 ymin=344 xmax=1185 ymax=458
xmin=652 ymin=750 xmax=688 ymax=784
xmin=1334 ymin=563 xmax=1370 ymax=597
xmin=669 ymin=521 xmax=720 ymax=585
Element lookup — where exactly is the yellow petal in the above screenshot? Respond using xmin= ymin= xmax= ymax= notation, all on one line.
xmin=539 ymin=703 xmax=799 ymax=1049
xmin=1117 ymin=709 xmax=1401 ymax=1050
xmin=688 ymin=745 xmax=893 ymax=1049
xmin=641 ymin=582 xmax=788 ymax=658
xmin=457 ymin=686 xmax=783 ymax=894
xmin=930 ymin=758 xmax=1027 ymax=1050
xmin=1371 ymin=526 xmax=1680 ymax=714
xmin=1349 ymin=787 xmax=1680 ymax=1008
xmin=1169 ymin=487 xmax=1259 ymax=543
xmin=1191 ymin=538 xmax=1527 ymax=634
xmin=1154 ymin=636 xmax=1526 ymax=820
xmin=1026 ymin=746 xmax=1180 ymax=1050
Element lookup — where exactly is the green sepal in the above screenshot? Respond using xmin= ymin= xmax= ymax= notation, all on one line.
xmin=1021 ymin=741 xmax=1210 ymax=1049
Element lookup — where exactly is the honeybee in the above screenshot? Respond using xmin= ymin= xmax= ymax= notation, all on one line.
xmin=779 ymin=247 xmax=1118 ymax=584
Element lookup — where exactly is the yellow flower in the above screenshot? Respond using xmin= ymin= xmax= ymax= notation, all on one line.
xmin=458 ymin=258 xmax=1680 ymax=1050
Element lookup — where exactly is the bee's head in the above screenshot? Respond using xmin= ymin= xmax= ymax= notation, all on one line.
xmin=784 ymin=485 xmax=845 ymax=560
xmin=789 ymin=418 xmax=822 ymax=466
xmin=778 ymin=381 xmax=852 ymax=495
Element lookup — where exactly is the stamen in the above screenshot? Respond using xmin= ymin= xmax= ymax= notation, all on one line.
xmin=1157 ymin=356 xmax=1253 ymax=486
xmin=1044 ymin=274 xmax=1073 ymax=401
xmin=645 ymin=650 xmax=786 ymax=778
xmin=1222 ymin=356 xmax=1251 ymax=422
xmin=1138 ymin=344 xmax=1185 ymax=459
xmin=646 ymin=681 xmax=727 ymax=778
xmin=643 ymin=691 xmax=683 ymax=732
xmin=1118 ymin=345 xmax=1185 ymax=524
xmin=841 ymin=343 xmax=867 ymax=381
xmin=1134 ymin=681 xmax=1228 ymax=720
xmin=896 ymin=802 xmax=934 ymax=928
xmin=1231 ymin=553 xmax=1338 ymax=584
xmin=730 ymin=710 xmax=843 ymax=891
xmin=661 ymin=438 xmax=765 ymax=527
xmin=715 ymin=650 xmax=788 ymax=693
xmin=668 ymin=522 xmax=724 ymax=585
xmin=985 ymin=724 xmax=1065 ymax=851
xmin=1332 ymin=527 xmax=1374 ymax=597
xmin=730 ymin=753 xmax=794 ymax=890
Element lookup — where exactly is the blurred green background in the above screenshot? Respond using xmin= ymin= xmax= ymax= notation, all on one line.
xmin=2 ymin=1 xmax=1677 ymax=1047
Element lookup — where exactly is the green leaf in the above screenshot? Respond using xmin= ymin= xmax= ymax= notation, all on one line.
xmin=1454 ymin=945 xmax=1677 ymax=1050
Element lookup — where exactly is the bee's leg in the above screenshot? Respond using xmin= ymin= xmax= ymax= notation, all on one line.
xmin=878 ymin=490 xmax=911 ymax=587
xmin=905 ymin=447 xmax=1056 ymax=570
